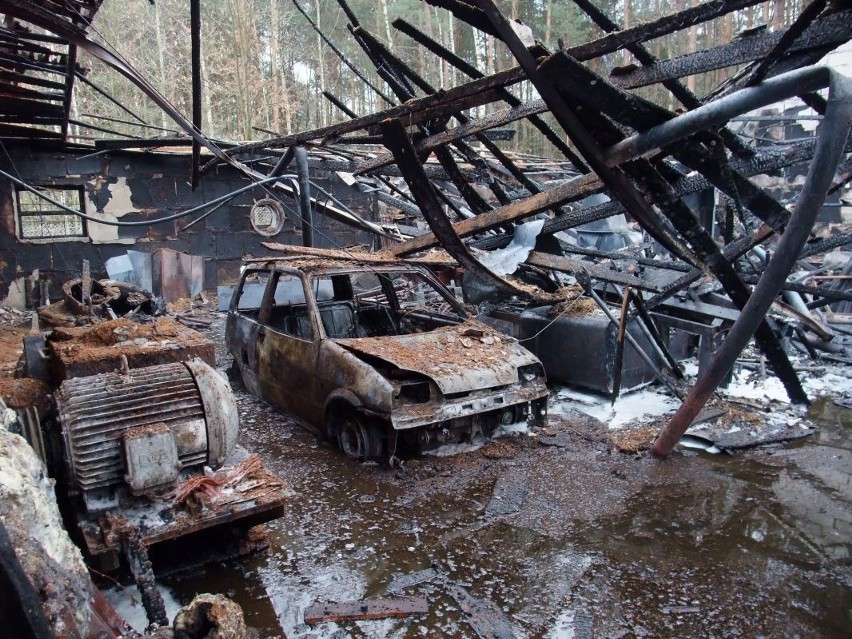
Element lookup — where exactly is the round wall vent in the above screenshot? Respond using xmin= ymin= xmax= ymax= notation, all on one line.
xmin=250 ymin=198 xmax=286 ymax=236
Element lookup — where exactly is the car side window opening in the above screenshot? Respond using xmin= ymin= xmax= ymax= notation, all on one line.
xmin=233 ymin=270 xmax=271 ymax=318
xmin=266 ymin=273 xmax=313 ymax=340
xmin=313 ymin=275 xmax=361 ymax=339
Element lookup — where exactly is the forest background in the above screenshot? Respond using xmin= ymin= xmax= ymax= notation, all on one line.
xmin=76 ymin=0 xmax=806 ymax=157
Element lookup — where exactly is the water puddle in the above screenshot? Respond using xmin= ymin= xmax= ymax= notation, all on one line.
xmin=158 ymin=318 xmax=850 ymax=637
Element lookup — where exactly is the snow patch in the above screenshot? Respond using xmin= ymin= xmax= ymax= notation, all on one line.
xmin=550 ymin=385 xmax=680 ymax=428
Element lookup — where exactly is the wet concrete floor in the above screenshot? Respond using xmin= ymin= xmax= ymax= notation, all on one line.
xmin=159 ymin=323 xmax=851 ymax=639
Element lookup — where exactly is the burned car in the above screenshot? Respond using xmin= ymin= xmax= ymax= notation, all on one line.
xmin=226 ymin=255 xmax=548 ymax=460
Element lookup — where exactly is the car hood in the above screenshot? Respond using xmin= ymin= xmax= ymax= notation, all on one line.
xmin=336 ymin=320 xmax=539 ymax=394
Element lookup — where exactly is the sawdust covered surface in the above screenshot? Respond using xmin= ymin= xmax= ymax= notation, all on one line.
xmin=547 ymin=294 xmax=600 ymax=318
xmin=51 ymin=317 xmax=183 ymax=347
xmin=0 ymin=377 xmax=50 ymax=410
xmin=0 ymin=325 xmax=27 ymax=378
xmin=609 ymin=426 xmax=657 ymax=453
xmin=340 ymin=322 xmax=515 ymax=378
xmin=47 ymin=317 xmax=214 ymax=376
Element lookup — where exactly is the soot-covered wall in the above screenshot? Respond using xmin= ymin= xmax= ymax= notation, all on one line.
xmin=0 ymin=146 xmax=378 ymax=307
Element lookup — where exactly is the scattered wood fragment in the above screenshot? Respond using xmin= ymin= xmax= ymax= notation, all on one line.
xmin=303 ymin=596 xmax=428 ymax=624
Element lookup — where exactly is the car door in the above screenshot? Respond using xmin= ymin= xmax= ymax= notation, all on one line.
xmin=255 ymin=271 xmax=324 ymax=430
xmin=227 ymin=268 xmax=271 ymax=398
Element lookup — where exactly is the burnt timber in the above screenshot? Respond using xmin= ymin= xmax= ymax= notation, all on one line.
xmin=0 ymin=0 xmax=850 ymax=459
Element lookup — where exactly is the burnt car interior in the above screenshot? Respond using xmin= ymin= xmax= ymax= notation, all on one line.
xmin=237 ymin=267 xmax=469 ymax=341
xmin=320 ymin=270 xmax=468 ymax=338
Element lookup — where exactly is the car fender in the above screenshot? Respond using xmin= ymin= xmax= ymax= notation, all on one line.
xmin=319 ymin=341 xmax=394 ymax=415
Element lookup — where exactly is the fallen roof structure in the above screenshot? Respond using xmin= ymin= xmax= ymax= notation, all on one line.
xmin=248 ymin=0 xmax=850 ymax=457
xmin=1 ymin=0 xmax=851 ymax=458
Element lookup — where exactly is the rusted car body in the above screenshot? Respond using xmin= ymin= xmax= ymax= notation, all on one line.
xmin=226 ymin=256 xmax=548 ymax=460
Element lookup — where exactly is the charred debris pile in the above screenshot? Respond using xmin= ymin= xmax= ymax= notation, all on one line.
xmin=204 ymin=0 xmax=852 ymax=456
xmin=8 ymin=0 xmax=850 ymax=452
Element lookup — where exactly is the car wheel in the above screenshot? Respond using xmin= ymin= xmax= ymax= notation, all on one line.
xmin=336 ymin=414 xmax=383 ymax=462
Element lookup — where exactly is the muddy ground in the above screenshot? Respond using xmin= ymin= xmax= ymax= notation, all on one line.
xmin=1 ymin=313 xmax=850 ymax=638
xmin=165 ymin=314 xmax=850 ymax=639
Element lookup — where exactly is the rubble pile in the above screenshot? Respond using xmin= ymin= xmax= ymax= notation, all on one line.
xmin=0 ymin=427 xmax=92 ymax=637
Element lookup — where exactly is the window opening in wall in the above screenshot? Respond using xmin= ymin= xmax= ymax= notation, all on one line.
xmin=15 ymin=185 xmax=86 ymax=239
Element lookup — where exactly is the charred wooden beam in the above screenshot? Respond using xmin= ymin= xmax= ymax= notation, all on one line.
xmin=540 ymin=52 xmax=791 ymax=230
xmin=347 ymin=23 xmax=528 ymax=211
xmin=322 ymin=91 xmax=358 ymax=119
xmin=653 ymin=69 xmax=852 ymax=456
xmin=0 ymin=32 xmax=59 ymax=55
xmin=526 ymin=252 xmax=655 ymax=291
xmin=391 ymin=17 xmax=589 ymax=171
xmin=744 ymin=0 xmax=828 ymax=87
xmin=474 ymin=0 xmax=700 ymax=267
xmin=0 ymin=25 xmax=68 ymax=46
xmin=387 ymin=173 xmax=602 ymax=256
xmin=0 ymin=54 xmax=68 ymax=79
xmin=423 ymin=0 xmax=498 ymax=38
xmin=610 ymin=10 xmax=852 ymax=91
xmin=352 ymin=99 xmax=549 ymax=176
xmin=392 ymin=134 xmax=831 ymax=257
xmin=220 ymin=71 xmax=521 ymax=157
xmin=571 ymin=0 xmax=751 ymax=157
xmin=0 ymin=84 xmax=63 ymax=102
xmin=60 ymin=43 xmax=76 ymax=139
xmin=633 ymin=161 xmax=807 ymax=404
xmin=567 ymin=0 xmax=765 ymax=62
xmin=0 ymin=68 xmax=65 ymax=90
xmin=344 ymin=22 xmax=498 ymax=214
xmin=381 ymin=117 xmax=528 ymax=297
xmin=0 ymin=122 xmax=63 ymax=138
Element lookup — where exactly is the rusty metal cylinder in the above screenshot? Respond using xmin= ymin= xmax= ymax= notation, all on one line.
xmin=55 ymin=359 xmax=238 ymax=496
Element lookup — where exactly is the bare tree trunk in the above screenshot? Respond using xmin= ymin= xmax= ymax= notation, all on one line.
xmin=687 ymin=0 xmax=698 ymax=93
xmin=545 ymin=0 xmax=552 ymax=49
xmin=433 ymin=6 xmax=446 ymax=87
xmin=447 ymin=10 xmax=457 ymax=87
xmin=270 ymin=0 xmax=281 ymax=133
xmin=624 ymin=0 xmax=633 ymax=65
xmin=772 ymin=0 xmax=785 ymax=31
xmin=380 ymin=0 xmax=393 ymax=50
xmin=153 ymin=0 xmax=168 ymax=129
xmin=200 ymin=52 xmax=214 ymax=134
xmin=316 ymin=0 xmax=327 ymax=127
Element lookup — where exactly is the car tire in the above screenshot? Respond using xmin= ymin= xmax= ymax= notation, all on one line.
xmin=336 ymin=413 xmax=383 ymax=462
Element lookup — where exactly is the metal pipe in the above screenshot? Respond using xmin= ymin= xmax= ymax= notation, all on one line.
xmin=295 ymin=146 xmax=314 ymax=248
xmin=605 ymin=66 xmax=833 ymax=166
xmin=652 ymin=69 xmax=852 ymax=457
